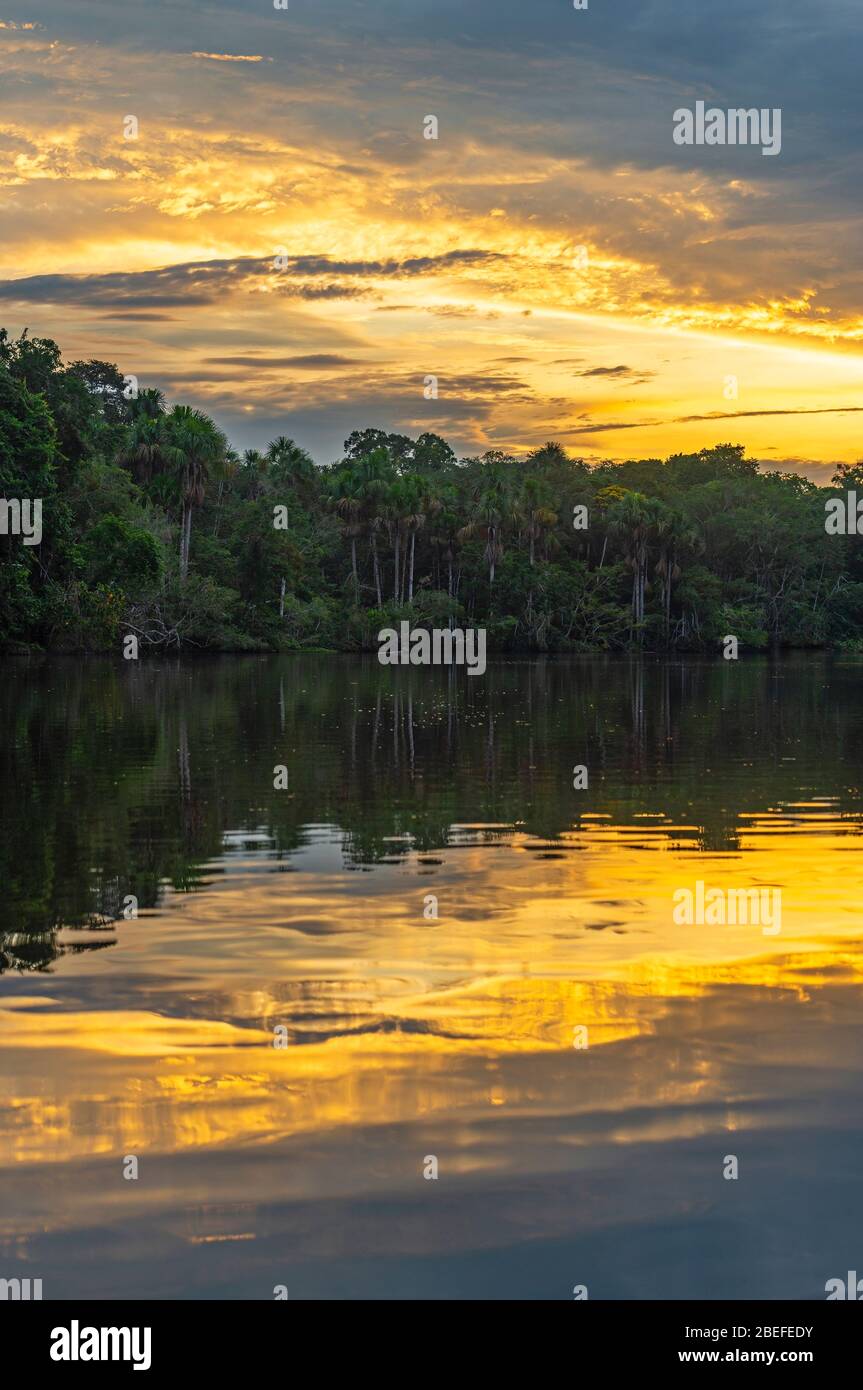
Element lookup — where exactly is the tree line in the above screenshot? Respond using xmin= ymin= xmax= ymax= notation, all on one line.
xmin=2 ymin=327 xmax=863 ymax=653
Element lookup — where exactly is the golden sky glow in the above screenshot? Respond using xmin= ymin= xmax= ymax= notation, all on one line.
xmin=2 ymin=4 xmax=862 ymax=470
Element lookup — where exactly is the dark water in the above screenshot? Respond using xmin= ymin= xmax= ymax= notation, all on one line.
xmin=2 ymin=653 xmax=863 ymax=1299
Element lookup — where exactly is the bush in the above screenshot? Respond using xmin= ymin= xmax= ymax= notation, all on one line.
xmin=83 ymin=515 xmax=162 ymax=591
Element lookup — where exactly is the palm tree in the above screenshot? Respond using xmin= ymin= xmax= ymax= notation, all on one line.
xmin=329 ymin=448 xmax=394 ymax=606
xmin=398 ymin=474 xmax=435 ymax=603
xmin=239 ymin=448 xmax=269 ymax=500
xmin=266 ymin=436 xmax=318 ymax=526
xmin=163 ymin=405 xmax=227 ymax=580
xmin=655 ymin=507 xmax=701 ymax=641
xmin=116 ymin=389 xmax=168 ymax=485
xmin=330 ymin=464 xmax=365 ymax=604
xmin=133 ymin=387 xmax=166 ymax=420
xmin=353 ymin=449 xmax=393 ymax=605
xmin=381 ymin=480 xmax=409 ymax=603
xmin=212 ymin=447 xmax=240 ymax=536
xmin=459 ymin=459 xmax=514 ymax=590
xmin=380 ymin=475 xmax=432 ymax=604
xmin=592 ymin=485 xmax=628 ymax=569
xmin=608 ymin=491 xmax=664 ymax=640
xmin=429 ymin=485 xmax=462 ymax=598
xmin=518 ymin=475 xmax=559 ymax=566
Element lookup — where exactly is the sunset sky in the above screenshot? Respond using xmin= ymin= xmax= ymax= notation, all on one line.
xmin=2 ymin=0 xmax=862 ymax=473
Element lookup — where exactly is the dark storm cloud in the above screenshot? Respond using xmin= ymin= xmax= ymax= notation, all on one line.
xmin=7 ymin=0 xmax=861 ymax=465
xmin=0 ymin=251 xmax=505 ymax=312
xmin=25 ymin=0 xmax=863 ymax=183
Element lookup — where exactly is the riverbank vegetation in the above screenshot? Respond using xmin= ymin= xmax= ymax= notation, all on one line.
xmin=2 ymin=328 xmax=863 ymax=653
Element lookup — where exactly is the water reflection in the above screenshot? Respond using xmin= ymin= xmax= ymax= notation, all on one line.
xmin=2 ymin=654 xmax=863 ymax=1298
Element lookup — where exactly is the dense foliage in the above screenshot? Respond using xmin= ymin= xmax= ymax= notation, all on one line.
xmin=3 ymin=328 xmax=863 ymax=653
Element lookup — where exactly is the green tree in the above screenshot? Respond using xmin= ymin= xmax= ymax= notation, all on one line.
xmin=459 ymin=458 xmax=515 ymax=590
xmin=163 ymin=406 xmax=227 ymax=580
xmin=608 ymin=491 xmax=664 ymax=640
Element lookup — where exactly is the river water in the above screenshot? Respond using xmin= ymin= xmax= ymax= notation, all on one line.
xmin=2 ymin=653 xmax=862 ymax=1298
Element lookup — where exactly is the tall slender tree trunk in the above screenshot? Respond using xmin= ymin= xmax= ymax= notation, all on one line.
xmin=180 ymin=503 xmax=193 ymax=580
xmin=279 ymin=577 xmax=286 ymax=619
xmin=393 ymin=534 xmax=401 ymax=602
xmin=408 ymin=531 xmax=416 ymax=602
xmin=632 ymin=545 xmax=647 ymax=638
xmin=350 ymin=536 xmax=358 ymax=604
xmin=372 ymin=532 xmax=382 ymax=606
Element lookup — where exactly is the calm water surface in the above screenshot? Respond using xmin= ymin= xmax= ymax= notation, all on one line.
xmin=2 ymin=654 xmax=863 ymax=1299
